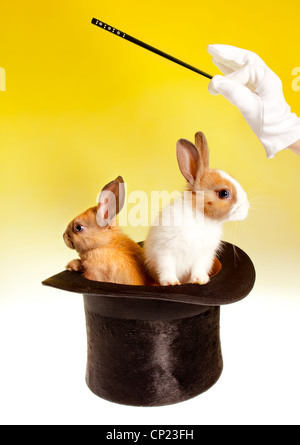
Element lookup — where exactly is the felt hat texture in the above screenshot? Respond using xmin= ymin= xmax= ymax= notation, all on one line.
xmin=43 ymin=241 xmax=255 ymax=406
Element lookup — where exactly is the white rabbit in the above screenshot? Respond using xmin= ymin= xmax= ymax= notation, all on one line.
xmin=144 ymin=131 xmax=249 ymax=286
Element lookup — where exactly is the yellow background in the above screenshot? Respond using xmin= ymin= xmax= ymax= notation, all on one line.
xmin=0 ymin=0 xmax=299 ymax=302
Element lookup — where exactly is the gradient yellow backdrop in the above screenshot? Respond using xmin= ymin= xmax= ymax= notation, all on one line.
xmin=0 ymin=0 xmax=299 ymax=303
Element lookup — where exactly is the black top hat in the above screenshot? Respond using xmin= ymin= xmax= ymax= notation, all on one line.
xmin=42 ymin=241 xmax=255 ymax=406
xmin=43 ymin=241 xmax=255 ymax=314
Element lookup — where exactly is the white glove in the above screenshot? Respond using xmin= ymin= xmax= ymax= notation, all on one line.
xmin=207 ymin=44 xmax=300 ymax=158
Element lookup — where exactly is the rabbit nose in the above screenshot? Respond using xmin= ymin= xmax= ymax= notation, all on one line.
xmin=63 ymin=231 xmax=74 ymax=249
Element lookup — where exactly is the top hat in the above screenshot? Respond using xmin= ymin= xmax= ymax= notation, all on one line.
xmin=43 ymin=241 xmax=255 ymax=406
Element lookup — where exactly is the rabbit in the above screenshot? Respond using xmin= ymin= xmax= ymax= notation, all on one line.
xmin=63 ymin=176 xmax=149 ymax=285
xmin=144 ymin=131 xmax=249 ymax=286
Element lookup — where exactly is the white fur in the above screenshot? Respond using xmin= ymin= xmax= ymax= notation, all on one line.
xmin=144 ymin=172 xmax=249 ymax=286
xmin=144 ymin=196 xmax=223 ymax=285
xmin=217 ymin=170 xmax=249 ymax=221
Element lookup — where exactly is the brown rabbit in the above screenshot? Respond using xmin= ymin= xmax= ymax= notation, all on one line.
xmin=63 ymin=176 xmax=149 ymax=285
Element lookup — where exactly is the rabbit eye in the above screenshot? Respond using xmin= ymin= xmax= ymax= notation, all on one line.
xmin=218 ymin=189 xmax=231 ymax=199
xmin=74 ymin=224 xmax=84 ymax=233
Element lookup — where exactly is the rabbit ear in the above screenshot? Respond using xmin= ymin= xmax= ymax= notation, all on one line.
xmin=194 ymin=131 xmax=209 ymax=169
xmin=97 ymin=176 xmax=125 ymax=227
xmin=176 ymin=139 xmax=200 ymax=185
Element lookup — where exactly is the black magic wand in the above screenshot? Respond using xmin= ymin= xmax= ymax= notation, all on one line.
xmin=91 ymin=18 xmax=213 ymax=80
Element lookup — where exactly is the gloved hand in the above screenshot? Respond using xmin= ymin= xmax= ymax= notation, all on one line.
xmin=207 ymin=44 xmax=300 ymax=158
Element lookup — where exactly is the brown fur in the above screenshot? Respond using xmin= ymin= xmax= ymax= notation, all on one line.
xmin=64 ymin=206 xmax=150 ymax=285
xmin=178 ymin=132 xmax=237 ymax=221
xmin=63 ymin=178 xmax=151 ymax=286
xmin=194 ymin=170 xmax=237 ymax=220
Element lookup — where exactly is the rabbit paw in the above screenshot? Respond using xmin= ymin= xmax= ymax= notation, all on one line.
xmin=159 ymin=274 xmax=181 ymax=286
xmin=190 ymin=273 xmax=210 ymax=285
xmin=160 ymin=280 xmax=181 ymax=286
xmin=66 ymin=259 xmax=82 ymax=272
